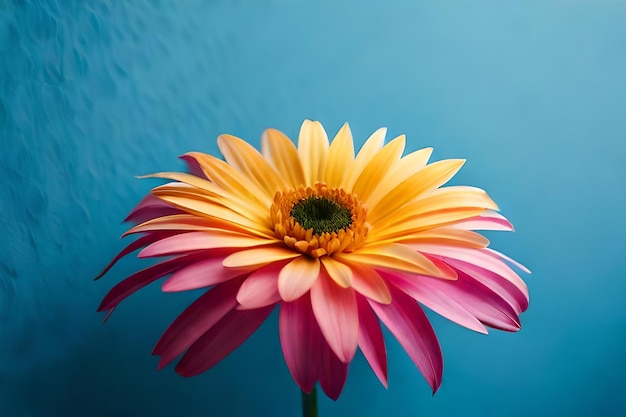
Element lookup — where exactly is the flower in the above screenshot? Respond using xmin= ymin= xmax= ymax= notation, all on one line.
xmin=96 ymin=120 xmax=529 ymax=400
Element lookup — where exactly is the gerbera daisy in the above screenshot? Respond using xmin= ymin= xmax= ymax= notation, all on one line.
xmin=96 ymin=120 xmax=529 ymax=402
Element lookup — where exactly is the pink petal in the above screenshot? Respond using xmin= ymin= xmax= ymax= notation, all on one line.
xmin=175 ymin=304 xmax=275 ymax=377
xmin=369 ymin=286 xmax=443 ymax=394
xmin=236 ymin=262 xmax=284 ymax=309
xmin=350 ymin=264 xmax=392 ymax=304
xmin=124 ymin=194 xmax=183 ymax=224
xmin=356 ymin=295 xmax=388 ymax=388
xmin=319 ymin=335 xmax=349 ymax=401
xmin=94 ymin=231 xmax=182 ymax=280
xmin=278 ymin=256 xmax=320 ymax=302
xmin=122 ymin=214 xmax=268 ymax=239
xmin=153 ymin=278 xmax=244 ymax=369
xmin=405 ymin=268 xmax=521 ymax=332
xmin=310 ymin=272 xmax=359 ymax=363
xmin=453 ymin=270 xmax=522 ymax=331
xmin=425 ymin=255 xmax=459 ymax=280
xmin=416 ymin=244 xmax=528 ymax=296
xmin=445 ymin=258 xmax=529 ymax=314
xmin=279 ymin=294 xmax=322 ymax=393
xmin=484 ymin=248 xmax=531 ymax=274
xmin=98 ymin=253 xmax=208 ymax=313
xmin=139 ymin=231 xmax=277 ymax=258
xmin=382 ymin=271 xmax=487 ymax=334
xmin=162 ymin=251 xmax=249 ymax=292
xmin=450 ymin=211 xmax=514 ymax=231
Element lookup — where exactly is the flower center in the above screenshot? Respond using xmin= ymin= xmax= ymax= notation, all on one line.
xmin=290 ymin=197 xmax=352 ymax=235
xmin=271 ymin=183 xmax=369 ymax=258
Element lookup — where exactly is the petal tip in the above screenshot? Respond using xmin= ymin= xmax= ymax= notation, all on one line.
xmin=431 ymin=379 xmax=442 ymax=396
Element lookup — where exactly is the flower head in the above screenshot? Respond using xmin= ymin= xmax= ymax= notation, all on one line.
xmin=97 ymin=120 xmax=530 ymax=399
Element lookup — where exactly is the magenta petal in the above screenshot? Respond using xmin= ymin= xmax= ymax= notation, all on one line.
xmin=451 ymin=269 xmax=522 ymax=331
xmin=153 ymin=278 xmax=243 ymax=369
xmin=369 ymin=286 xmax=443 ymax=394
xmin=445 ymin=258 xmax=529 ymax=314
xmin=161 ymin=252 xmax=246 ymax=292
xmin=407 ymin=268 xmax=521 ymax=332
xmin=310 ymin=272 xmax=359 ymax=363
xmin=98 ymin=252 xmax=208 ymax=312
xmin=94 ymin=231 xmax=182 ymax=280
xmin=179 ymin=154 xmax=208 ymax=179
xmin=175 ymin=304 xmax=274 ymax=377
xmin=356 ymin=294 xmax=388 ymax=388
xmin=319 ymin=336 xmax=349 ymax=401
xmin=124 ymin=194 xmax=183 ymax=224
xmin=236 ymin=262 xmax=283 ymax=309
xmin=383 ymin=271 xmax=487 ymax=334
xmin=417 ymin=245 xmax=528 ymax=297
xmin=279 ymin=294 xmax=322 ymax=393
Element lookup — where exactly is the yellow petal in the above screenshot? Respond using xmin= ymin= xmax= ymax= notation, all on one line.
xmin=223 ymin=246 xmax=300 ymax=268
xmin=123 ymin=214 xmax=231 ymax=236
xmin=351 ymin=134 xmax=405 ymax=203
xmin=324 ymin=123 xmax=355 ymax=188
xmin=151 ymin=182 xmax=270 ymax=227
xmin=142 ymin=175 xmax=269 ymax=225
xmin=218 ymin=134 xmax=287 ymax=198
xmin=370 ymin=207 xmax=487 ymax=242
xmin=278 ymin=256 xmax=321 ymax=301
xmin=373 ymin=186 xmax=499 ymax=232
xmin=184 ymin=151 xmax=271 ymax=208
xmin=336 ymin=243 xmax=446 ymax=278
xmin=320 ymin=256 xmax=353 ymax=288
xmin=365 ymin=147 xmax=433 ymax=208
xmin=369 ymin=159 xmax=466 ymax=224
xmin=138 ymin=172 xmax=223 ymax=196
xmin=298 ymin=120 xmax=329 ymax=185
xmin=346 ymin=262 xmax=392 ymax=304
xmin=451 ymin=210 xmax=513 ymax=231
xmin=123 ymin=214 xmax=274 ymax=240
xmin=153 ymin=193 xmax=275 ymax=237
xmin=261 ymin=128 xmax=306 ymax=189
xmin=345 ymin=127 xmax=386 ymax=189
xmin=393 ymin=228 xmax=490 ymax=249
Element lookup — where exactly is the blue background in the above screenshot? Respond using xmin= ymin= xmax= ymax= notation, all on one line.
xmin=1 ymin=1 xmax=625 ymax=416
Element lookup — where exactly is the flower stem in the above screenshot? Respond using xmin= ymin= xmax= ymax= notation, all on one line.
xmin=301 ymin=387 xmax=318 ymax=417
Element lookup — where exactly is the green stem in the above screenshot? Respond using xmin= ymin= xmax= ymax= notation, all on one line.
xmin=301 ymin=386 xmax=318 ymax=417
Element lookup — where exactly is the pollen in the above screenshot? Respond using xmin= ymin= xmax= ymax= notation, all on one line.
xmin=271 ymin=183 xmax=370 ymax=258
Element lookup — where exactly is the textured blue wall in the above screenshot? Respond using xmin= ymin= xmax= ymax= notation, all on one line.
xmin=1 ymin=0 xmax=625 ymax=416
